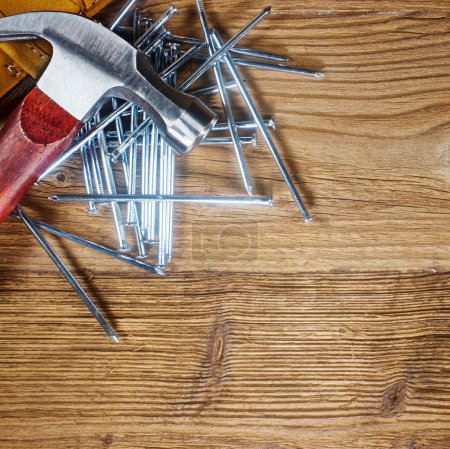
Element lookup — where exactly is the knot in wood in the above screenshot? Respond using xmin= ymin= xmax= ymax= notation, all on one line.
xmin=382 ymin=381 xmax=407 ymax=416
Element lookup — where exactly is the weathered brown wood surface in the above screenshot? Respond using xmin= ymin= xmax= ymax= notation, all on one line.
xmin=2 ymin=1 xmax=450 ymax=447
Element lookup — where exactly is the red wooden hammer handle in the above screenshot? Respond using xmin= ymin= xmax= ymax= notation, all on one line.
xmin=0 ymin=87 xmax=83 ymax=224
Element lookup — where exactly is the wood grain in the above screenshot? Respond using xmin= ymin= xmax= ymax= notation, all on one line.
xmin=1 ymin=1 xmax=450 ymax=448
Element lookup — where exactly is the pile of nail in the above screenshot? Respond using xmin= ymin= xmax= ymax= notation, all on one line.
xmin=33 ymin=0 xmax=323 ymax=340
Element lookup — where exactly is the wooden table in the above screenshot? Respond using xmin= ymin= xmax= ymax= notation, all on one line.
xmin=1 ymin=1 xmax=450 ymax=447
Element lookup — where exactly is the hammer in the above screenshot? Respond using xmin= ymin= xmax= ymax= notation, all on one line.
xmin=0 ymin=12 xmax=217 ymax=224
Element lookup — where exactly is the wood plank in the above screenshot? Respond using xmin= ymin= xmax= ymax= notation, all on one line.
xmin=1 ymin=1 xmax=450 ymax=448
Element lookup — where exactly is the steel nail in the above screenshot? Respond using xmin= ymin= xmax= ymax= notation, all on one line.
xmin=89 ymin=139 xmax=105 ymax=199
xmin=186 ymin=80 xmax=241 ymax=97
xmin=196 ymin=0 xmax=253 ymax=195
xmin=135 ymin=5 xmax=178 ymax=49
xmin=158 ymin=140 xmax=169 ymax=267
xmin=179 ymin=7 xmax=272 ymax=91
xmin=15 ymin=206 xmax=119 ymax=343
xmin=143 ymin=29 xmax=170 ymax=54
xmin=110 ymin=117 xmax=151 ymax=163
xmin=160 ymin=43 xmax=204 ymax=79
xmin=226 ymin=57 xmax=324 ymax=78
xmin=30 ymin=219 xmax=164 ymax=276
xmin=96 ymin=113 xmax=130 ymax=251
xmin=213 ymin=118 xmax=276 ymax=132
xmin=191 ymin=52 xmax=324 ymax=78
xmin=50 ymin=194 xmax=274 ymax=206
xmin=167 ymin=34 xmax=288 ymax=62
xmin=202 ymin=136 xmax=256 ymax=146
xmin=110 ymin=0 xmax=138 ymax=31
xmin=126 ymin=105 xmax=139 ymax=225
xmin=111 ymin=99 xmax=148 ymax=259
xmin=79 ymin=122 xmax=98 ymax=214
xmin=133 ymin=8 xmax=143 ymax=42
xmin=211 ymin=30 xmax=311 ymax=222
xmin=146 ymin=127 xmax=159 ymax=243
xmin=166 ymin=44 xmax=178 ymax=261
xmin=140 ymin=113 xmax=151 ymax=239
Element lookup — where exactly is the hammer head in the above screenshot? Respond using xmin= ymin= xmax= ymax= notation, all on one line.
xmin=0 ymin=12 xmax=217 ymax=155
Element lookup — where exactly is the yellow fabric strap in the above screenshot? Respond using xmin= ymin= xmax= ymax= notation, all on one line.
xmin=0 ymin=0 xmax=114 ymax=101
